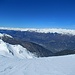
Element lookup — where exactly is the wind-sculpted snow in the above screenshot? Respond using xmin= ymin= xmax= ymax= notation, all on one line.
xmin=0 ymin=54 xmax=75 ymax=75
xmin=0 ymin=39 xmax=34 ymax=59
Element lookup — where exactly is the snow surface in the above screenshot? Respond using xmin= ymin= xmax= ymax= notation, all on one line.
xmin=0 ymin=54 xmax=75 ymax=75
xmin=0 ymin=33 xmax=13 ymax=38
xmin=0 ymin=39 xmax=34 ymax=59
xmin=0 ymin=27 xmax=75 ymax=35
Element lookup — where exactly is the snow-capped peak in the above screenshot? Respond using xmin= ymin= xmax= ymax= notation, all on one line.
xmin=0 ymin=33 xmax=13 ymax=38
xmin=0 ymin=39 xmax=34 ymax=59
xmin=0 ymin=27 xmax=75 ymax=35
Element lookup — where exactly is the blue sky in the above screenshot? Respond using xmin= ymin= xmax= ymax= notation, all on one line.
xmin=0 ymin=0 xmax=75 ymax=29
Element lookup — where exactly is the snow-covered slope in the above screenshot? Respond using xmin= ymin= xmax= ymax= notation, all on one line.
xmin=0 ymin=39 xmax=34 ymax=59
xmin=0 ymin=27 xmax=75 ymax=35
xmin=0 ymin=54 xmax=75 ymax=75
xmin=0 ymin=33 xmax=13 ymax=38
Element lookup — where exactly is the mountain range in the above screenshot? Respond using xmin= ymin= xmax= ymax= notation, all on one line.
xmin=0 ymin=27 xmax=75 ymax=75
xmin=0 ymin=27 xmax=75 ymax=57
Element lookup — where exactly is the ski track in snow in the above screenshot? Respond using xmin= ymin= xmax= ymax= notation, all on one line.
xmin=0 ymin=55 xmax=75 ymax=75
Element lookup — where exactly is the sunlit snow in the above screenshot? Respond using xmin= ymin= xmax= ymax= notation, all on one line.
xmin=0 ymin=39 xmax=34 ymax=59
xmin=0 ymin=54 xmax=75 ymax=75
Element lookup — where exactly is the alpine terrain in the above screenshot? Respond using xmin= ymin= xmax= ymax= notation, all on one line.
xmin=0 ymin=28 xmax=75 ymax=75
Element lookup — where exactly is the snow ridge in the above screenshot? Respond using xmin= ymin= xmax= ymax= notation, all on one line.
xmin=0 ymin=27 xmax=75 ymax=35
xmin=0 ymin=33 xmax=13 ymax=38
xmin=0 ymin=39 xmax=34 ymax=59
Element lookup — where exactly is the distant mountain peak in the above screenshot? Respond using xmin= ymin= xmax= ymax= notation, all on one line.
xmin=0 ymin=27 xmax=75 ymax=35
